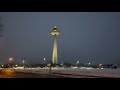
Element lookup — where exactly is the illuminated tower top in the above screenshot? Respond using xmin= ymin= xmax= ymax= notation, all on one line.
xmin=51 ymin=26 xmax=60 ymax=36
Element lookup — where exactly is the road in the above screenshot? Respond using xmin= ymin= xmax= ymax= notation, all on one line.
xmin=0 ymin=69 xmax=65 ymax=78
xmin=0 ymin=69 xmax=113 ymax=78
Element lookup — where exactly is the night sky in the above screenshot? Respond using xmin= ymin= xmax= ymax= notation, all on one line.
xmin=0 ymin=12 xmax=120 ymax=65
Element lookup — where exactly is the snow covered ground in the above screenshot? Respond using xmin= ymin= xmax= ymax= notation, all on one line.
xmin=56 ymin=67 xmax=120 ymax=74
xmin=10 ymin=67 xmax=120 ymax=78
xmin=10 ymin=67 xmax=120 ymax=74
xmin=51 ymin=67 xmax=120 ymax=78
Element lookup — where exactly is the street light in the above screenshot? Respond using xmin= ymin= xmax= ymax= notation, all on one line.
xmin=2 ymin=65 xmax=4 ymax=67
xmin=76 ymin=61 xmax=79 ymax=64
xmin=88 ymin=63 xmax=90 ymax=67
xmin=44 ymin=58 xmax=46 ymax=61
xmin=15 ymin=65 xmax=18 ymax=67
xmin=22 ymin=60 xmax=25 ymax=64
xmin=9 ymin=57 xmax=13 ymax=68
xmin=43 ymin=58 xmax=46 ymax=67
xmin=22 ymin=60 xmax=25 ymax=68
xmin=76 ymin=61 xmax=79 ymax=67
xmin=9 ymin=57 xmax=13 ymax=61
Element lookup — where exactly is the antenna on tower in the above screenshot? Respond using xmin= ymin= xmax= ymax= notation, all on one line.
xmin=54 ymin=25 xmax=57 ymax=28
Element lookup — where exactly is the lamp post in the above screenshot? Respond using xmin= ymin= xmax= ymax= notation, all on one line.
xmin=15 ymin=65 xmax=18 ymax=67
xmin=9 ymin=57 xmax=13 ymax=61
xmin=2 ymin=65 xmax=4 ymax=68
xmin=43 ymin=57 xmax=46 ymax=67
xmin=47 ymin=60 xmax=52 ymax=75
xmin=88 ymin=63 xmax=90 ymax=67
xmin=9 ymin=57 xmax=13 ymax=68
xmin=76 ymin=61 xmax=79 ymax=67
xmin=49 ymin=61 xmax=52 ymax=74
xmin=22 ymin=60 xmax=25 ymax=68
xmin=44 ymin=58 xmax=46 ymax=61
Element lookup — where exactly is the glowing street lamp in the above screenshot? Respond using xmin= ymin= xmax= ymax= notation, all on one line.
xmin=22 ymin=60 xmax=25 ymax=68
xmin=44 ymin=58 xmax=46 ymax=61
xmin=75 ymin=61 xmax=80 ymax=67
xmin=43 ymin=58 xmax=47 ymax=67
xmin=88 ymin=63 xmax=90 ymax=67
xmin=9 ymin=57 xmax=13 ymax=68
xmin=76 ymin=61 xmax=79 ymax=64
xmin=9 ymin=57 xmax=13 ymax=61
xmin=22 ymin=60 xmax=25 ymax=64
xmin=15 ymin=65 xmax=18 ymax=67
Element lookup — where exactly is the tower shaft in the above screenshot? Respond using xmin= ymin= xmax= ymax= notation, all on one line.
xmin=52 ymin=35 xmax=58 ymax=64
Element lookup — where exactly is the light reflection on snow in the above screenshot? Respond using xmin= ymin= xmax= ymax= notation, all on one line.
xmin=1 ymin=67 xmax=120 ymax=75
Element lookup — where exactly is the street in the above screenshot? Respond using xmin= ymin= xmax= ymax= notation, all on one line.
xmin=0 ymin=69 xmax=117 ymax=78
xmin=0 ymin=69 xmax=65 ymax=78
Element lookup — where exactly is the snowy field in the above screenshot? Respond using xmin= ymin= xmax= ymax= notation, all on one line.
xmin=2 ymin=67 xmax=120 ymax=74
xmin=55 ymin=67 xmax=120 ymax=74
xmin=1 ymin=67 xmax=120 ymax=77
xmin=18 ymin=67 xmax=120 ymax=74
